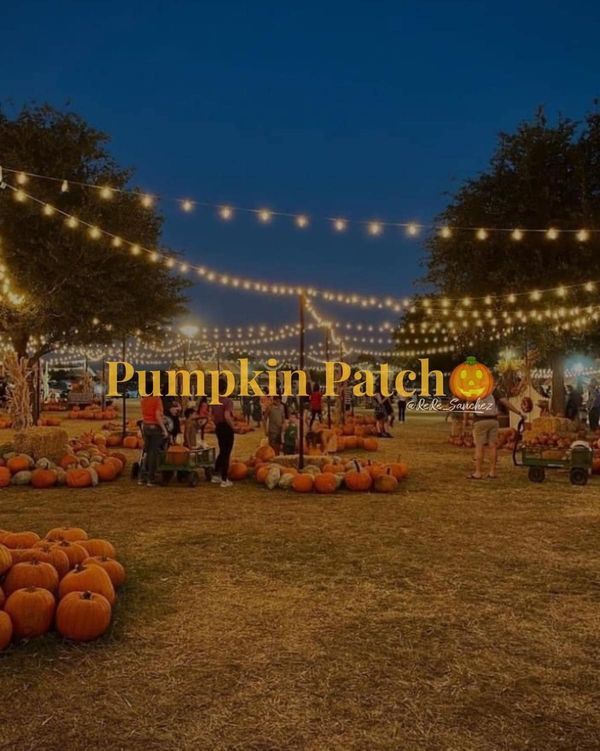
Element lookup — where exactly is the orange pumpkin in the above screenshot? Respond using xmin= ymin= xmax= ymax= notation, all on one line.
xmin=363 ymin=437 xmax=378 ymax=451
xmin=313 ymin=472 xmax=338 ymax=494
xmin=291 ymin=474 xmax=314 ymax=493
xmin=344 ymin=464 xmax=372 ymax=491
xmin=386 ymin=462 xmax=409 ymax=480
xmin=374 ymin=472 xmax=398 ymax=493
xmin=449 ymin=356 xmax=494 ymax=401
xmin=0 ymin=543 xmax=12 ymax=574
xmin=66 ymin=468 xmax=93 ymax=488
xmin=108 ymin=451 xmax=127 ymax=469
xmin=106 ymin=434 xmax=122 ymax=447
xmin=4 ymin=587 xmax=56 ymax=638
xmin=6 ymin=454 xmax=33 ymax=474
xmin=2 ymin=531 xmax=41 ymax=549
xmin=255 ymin=465 xmax=272 ymax=484
xmin=4 ymin=560 xmax=59 ymax=596
xmin=19 ymin=545 xmax=70 ymax=578
xmin=105 ymin=456 xmax=124 ymax=475
xmin=59 ymin=454 xmax=79 ymax=470
xmin=46 ymin=526 xmax=89 ymax=542
xmin=122 ymin=436 xmax=139 ymax=449
xmin=59 ymin=563 xmax=115 ymax=605
xmin=56 ymin=590 xmax=112 ymax=641
xmin=228 ymin=462 xmax=248 ymax=481
xmin=255 ymin=445 xmax=276 ymax=462
xmin=77 ymin=538 xmax=116 ymax=558
xmin=83 ymin=556 xmax=126 ymax=587
xmin=165 ymin=445 xmax=189 ymax=466
xmin=50 ymin=540 xmax=89 ymax=568
xmin=0 ymin=467 xmax=11 ymax=487
xmin=96 ymin=462 xmax=118 ymax=482
xmin=0 ymin=610 xmax=13 ymax=650
xmin=31 ymin=468 xmax=58 ymax=489
xmin=0 ymin=586 xmax=4 ymax=608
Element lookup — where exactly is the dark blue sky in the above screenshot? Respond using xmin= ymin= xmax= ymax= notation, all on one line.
xmin=2 ymin=1 xmax=599 ymax=329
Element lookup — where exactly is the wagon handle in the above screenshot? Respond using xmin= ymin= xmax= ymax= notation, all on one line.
xmin=512 ymin=417 xmax=525 ymax=467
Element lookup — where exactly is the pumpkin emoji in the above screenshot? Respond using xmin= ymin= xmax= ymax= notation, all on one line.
xmin=449 ymin=356 xmax=494 ymax=401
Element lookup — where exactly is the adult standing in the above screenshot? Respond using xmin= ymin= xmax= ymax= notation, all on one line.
xmin=264 ymin=393 xmax=286 ymax=454
xmin=140 ymin=392 xmax=169 ymax=486
xmin=469 ymin=390 xmax=523 ymax=480
xmin=211 ymin=376 xmax=235 ymax=488
xmin=309 ymin=382 xmax=323 ymax=428
xmin=397 ymin=395 xmax=407 ymax=423
xmin=588 ymin=384 xmax=600 ymax=431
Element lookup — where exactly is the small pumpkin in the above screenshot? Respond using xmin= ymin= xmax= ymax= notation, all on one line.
xmin=385 ymin=462 xmax=409 ymax=480
xmin=0 ymin=543 xmax=12 ymax=574
xmin=0 ymin=610 xmax=12 ymax=650
xmin=59 ymin=454 xmax=79 ymax=470
xmin=264 ymin=466 xmax=281 ymax=490
xmin=95 ymin=462 xmax=118 ymax=482
xmin=374 ymin=472 xmax=398 ymax=493
xmin=255 ymin=445 xmax=276 ymax=462
xmin=11 ymin=470 xmax=33 ymax=486
xmin=2 ymin=531 xmax=41 ymax=549
xmin=83 ymin=556 xmax=126 ymax=587
xmin=228 ymin=462 xmax=248 ymax=481
xmin=77 ymin=538 xmax=116 ymax=558
xmin=31 ymin=543 xmax=70 ymax=578
xmin=46 ymin=526 xmax=89 ymax=542
xmin=104 ymin=456 xmax=124 ymax=475
xmin=4 ymin=587 xmax=56 ymax=638
xmin=50 ymin=540 xmax=89 ymax=567
xmin=344 ymin=462 xmax=373 ymax=492
xmin=363 ymin=437 xmax=379 ymax=451
xmin=6 ymin=454 xmax=34 ymax=474
xmin=4 ymin=559 xmax=59 ymax=596
xmin=291 ymin=474 xmax=314 ymax=493
xmin=0 ymin=467 xmax=11 ymax=487
xmin=122 ymin=436 xmax=139 ymax=450
xmin=165 ymin=445 xmax=189 ymax=466
xmin=65 ymin=468 xmax=93 ymax=488
xmin=56 ymin=590 xmax=112 ymax=642
xmin=255 ymin=465 xmax=273 ymax=484
xmin=59 ymin=563 xmax=115 ymax=605
xmin=313 ymin=472 xmax=338 ymax=494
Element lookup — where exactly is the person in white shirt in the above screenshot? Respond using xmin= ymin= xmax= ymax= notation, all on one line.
xmin=469 ymin=391 xmax=523 ymax=479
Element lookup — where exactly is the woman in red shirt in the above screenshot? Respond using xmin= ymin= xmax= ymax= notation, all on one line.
xmin=210 ymin=376 xmax=235 ymax=488
xmin=309 ymin=382 xmax=323 ymax=428
xmin=140 ymin=394 xmax=168 ymax=486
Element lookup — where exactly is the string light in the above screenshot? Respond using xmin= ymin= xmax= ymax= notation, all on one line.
xmin=258 ymin=209 xmax=272 ymax=223
xmin=88 ymin=226 xmax=101 ymax=239
xmin=333 ymin=218 xmax=347 ymax=232
xmin=219 ymin=205 xmax=233 ymax=220
xmin=439 ymin=226 xmax=452 ymax=239
xmin=406 ymin=223 xmax=419 ymax=236
xmin=476 ymin=228 xmax=488 ymax=241
xmin=140 ymin=194 xmax=154 ymax=208
xmin=99 ymin=186 xmax=113 ymax=200
xmin=14 ymin=189 xmax=26 ymax=202
xmin=112 ymin=236 xmax=122 ymax=248
xmin=43 ymin=203 xmax=55 ymax=216
xmin=577 ymin=229 xmax=589 ymax=242
xmin=511 ymin=229 xmax=523 ymax=241
xmin=546 ymin=227 xmax=559 ymax=240
xmin=181 ymin=199 xmax=194 ymax=212
xmin=16 ymin=172 xmax=28 ymax=185
xmin=368 ymin=221 xmax=382 ymax=236
xmin=66 ymin=216 xmax=78 ymax=229
xmin=61 ymin=180 xmax=69 ymax=193
xmin=295 ymin=214 xmax=309 ymax=229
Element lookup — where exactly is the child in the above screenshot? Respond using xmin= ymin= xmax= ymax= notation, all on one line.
xmin=282 ymin=415 xmax=298 ymax=455
xmin=183 ymin=407 xmax=198 ymax=449
xmin=196 ymin=396 xmax=209 ymax=442
xmin=309 ymin=382 xmax=323 ymax=428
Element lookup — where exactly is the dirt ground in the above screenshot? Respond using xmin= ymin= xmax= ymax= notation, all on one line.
xmin=0 ymin=410 xmax=599 ymax=751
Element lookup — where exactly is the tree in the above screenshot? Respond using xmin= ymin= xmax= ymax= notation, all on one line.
xmin=0 ymin=103 xmax=189 ymax=363
xmin=404 ymin=106 xmax=600 ymax=414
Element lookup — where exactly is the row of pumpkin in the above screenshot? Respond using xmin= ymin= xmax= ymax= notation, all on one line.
xmin=0 ymin=527 xmax=125 ymax=647
xmin=0 ymin=448 xmax=128 ymax=488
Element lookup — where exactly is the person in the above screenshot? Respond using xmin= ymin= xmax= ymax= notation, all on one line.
xmin=183 ymin=407 xmax=198 ymax=449
xmin=309 ymin=382 xmax=323 ymax=428
xmin=342 ymin=382 xmax=353 ymax=418
xmin=469 ymin=390 xmax=524 ymax=480
xmin=588 ymin=385 xmax=600 ymax=431
xmin=373 ymin=382 xmax=390 ymax=437
xmin=211 ymin=377 xmax=235 ymax=488
xmin=166 ymin=401 xmax=182 ymax=444
xmin=196 ymin=396 xmax=209 ymax=441
xmin=251 ymin=396 xmax=262 ymax=427
xmin=282 ymin=415 xmax=298 ymax=455
xmin=397 ymin=395 xmax=407 ymax=423
xmin=264 ymin=393 xmax=286 ymax=454
xmin=383 ymin=394 xmax=394 ymax=430
xmin=240 ymin=395 xmax=252 ymax=424
xmin=565 ymin=385 xmax=583 ymax=422
xmin=140 ymin=391 xmax=169 ymax=486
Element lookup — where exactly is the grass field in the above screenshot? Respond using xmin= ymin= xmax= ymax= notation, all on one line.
xmin=0 ymin=411 xmax=599 ymax=750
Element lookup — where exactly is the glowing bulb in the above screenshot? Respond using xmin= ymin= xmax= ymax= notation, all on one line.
xmin=14 ymin=189 xmax=26 ymax=202
xmin=258 ymin=209 xmax=272 ymax=223
xmin=181 ymin=199 xmax=194 ymax=212
xmin=66 ymin=216 xmax=78 ymax=229
xmin=150 ymin=251 xmax=159 ymax=262
xmin=89 ymin=226 xmax=101 ymax=239
xmin=546 ymin=227 xmax=559 ymax=240
xmin=530 ymin=290 xmax=541 ymax=301
xmin=439 ymin=226 xmax=452 ymax=239
xmin=130 ymin=244 xmax=141 ymax=255
xmin=295 ymin=214 xmax=309 ymax=228
xmin=368 ymin=221 xmax=382 ymax=236
xmin=100 ymin=186 xmax=113 ymax=200
xmin=43 ymin=204 xmax=55 ymax=216
xmin=484 ymin=295 xmax=492 ymax=305
xmin=16 ymin=172 xmax=28 ymax=185
xmin=407 ymin=223 xmax=419 ymax=236
xmin=180 ymin=263 xmax=189 ymax=272
xmin=166 ymin=258 xmax=175 ymax=268
xmin=476 ymin=228 xmax=488 ymax=240
xmin=577 ymin=229 xmax=589 ymax=242
xmin=140 ymin=193 xmax=154 ymax=208
xmin=507 ymin=293 xmax=516 ymax=303
xmin=333 ymin=218 xmax=347 ymax=232
xmin=556 ymin=285 xmax=566 ymax=297
xmin=511 ymin=229 xmax=523 ymax=241
xmin=584 ymin=281 xmax=595 ymax=292
xmin=219 ymin=205 xmax=233 ymax=220
xmin=61 ymin=179 xmax=69 ymax=193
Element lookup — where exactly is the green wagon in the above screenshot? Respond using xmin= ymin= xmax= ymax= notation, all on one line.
xmin=157 ymin=447 xmax=216 ymax=487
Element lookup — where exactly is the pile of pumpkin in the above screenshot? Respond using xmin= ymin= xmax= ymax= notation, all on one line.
xmin=448 ymin=427 xmax=518 ymax=451
xmin=203 ymin=413 xmax=254 ymax=435
xmin=0 ymin=447 xmax=126 ymax=489
xmin=68 ymin=405 xmax=119 ymax=421
xmin=72 ymin=429 xmax=143 ymax=450
xmin=229 ymin=447 xmax=408 ymax=493
xmin=0 ymin=526 xmax=125 ymax=647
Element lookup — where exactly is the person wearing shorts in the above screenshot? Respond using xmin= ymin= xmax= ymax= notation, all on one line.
xmin=470 ymin=392 xmax=523 ymax=480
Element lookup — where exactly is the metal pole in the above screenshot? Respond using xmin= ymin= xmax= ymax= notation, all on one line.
xmin=325 ymin=327 xmax=332 ymax=428
xmin=100 ymin=358 xmax=106 ymax=411
xmin=121 ymin=338 xmax=127 ymax=437
xmin=298 ymin=293 xmax=306 ymax=469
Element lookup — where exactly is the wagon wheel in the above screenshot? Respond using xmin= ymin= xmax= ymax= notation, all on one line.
xmin=528 ymin=466 xmax=545 ymax=483
xmin=160 ymin=470 xmax=174 ymax=486
xmin=569 ymin=467 xmax=588 ymax=486
xmin=177 ymin=471 xmax=190 ymax=483
xmin=188 ymin=472 xmax=199 ymax=487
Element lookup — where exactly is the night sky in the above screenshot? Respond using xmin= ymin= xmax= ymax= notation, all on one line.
xmin=2 ymin=1 xmax=599 ymax=329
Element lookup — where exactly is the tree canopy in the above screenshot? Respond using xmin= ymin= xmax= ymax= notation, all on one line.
xmin=0 ymin=103 xmax=189 ymax=361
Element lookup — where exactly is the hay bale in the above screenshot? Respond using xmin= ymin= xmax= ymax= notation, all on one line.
xmin=12 ymin=427 xmax=69 ymax=462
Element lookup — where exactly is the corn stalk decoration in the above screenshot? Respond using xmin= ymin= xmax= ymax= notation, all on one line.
xmin=4 ymin=351 xmax=33 ymax=430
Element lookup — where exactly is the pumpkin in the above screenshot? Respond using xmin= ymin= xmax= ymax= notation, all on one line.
xmin=449 ymin=356 xmax=494 ymax=401
xmin=66 ymin=468 xmax=93 ymax=488
xmin=56 ymin=590 xmax=112 ymax=642
xmin=0 ymin=586 xmax=5 ymax=609
xmin=83 ymin=556 xmax=126 ymax=587
xmin=104 ymin=456 xmax=124 ymax=475
xmin=122 ymin=436 xmax=139 ymax=449
xmin=228 ymin=462 xmax=248 ymax=481
xmin=313 ymin=472 xmax=338 ymax=494
xmin=165 ymin=445 xmax=189 ymax=465
xmin=108 ymin=452 xmax=127 ymax=469
xmin=11 ymin=470 xmax=32 ymax=485
xmin=95 ymin=462 xmax=118 ymax=482
xmin=4 ymin=559 xmax=59 ymax=596
xmin=278 ymin=473 xmax=295 ymax=489
xmin=106 ymin=434 xmax=122 ymax=447
xmin=46 ymin=526 xmax=89 ymax=542
xmin=31 ymin=468 xmax=58 ymax=489
xmin=59 ymin=563 xmax=115 ymax=605
xmin=0 ymin=466 xmax=11 ymax=487
xmin=0 ymin=543 xmax=12 ymax=574
xmin=51 ymin=540 xmax=89 ymax=567
xmin=6 ymin=454 xmax=34 ymax=474
xmin=2 ymin=531 xmax=41 ymax=549
xmin=264 ymin=466 xmax=281 ymax=489
xmin=386 ymin=462 xmax=409 ymax=480
xmin=374 ymin=473 xmax=398 ymax=493
xmin=363 ymin=437 xmax=378 ymax=451
xmin=256 ymin=445 xmax=276 ymax=462
xmin=4 ymin=587 xmax=56 ymax=638
xmin=256 ymin=465 xmax=273 ymax=484
xmin=291 ymin=474 xmax=314 ymax=493
xmin=280 ymin=467 xmax=298 ymax=477
xmin=31 ymin=544 xmax=70 ymax=578
xmin=77 ymin=538 xmax=116 ymax=558
xmin=0 ymin=610 xmax=12 ymax=650
xmin=59 ymin=454 xmax=79 ymax=470
xmin=344 ymin=462 xmax=373 ymax=491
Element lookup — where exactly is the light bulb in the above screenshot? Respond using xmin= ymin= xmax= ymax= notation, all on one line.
xmin=407 ymin=223 xmax=419 ymax=236
xmin=100 ymin=186 xmax=113 ymax=200
xmin=295 ymin=214 xmax=309 ymax=228
xmin=43 ymin=204 xmax=55 ymax=216
xmin=546 ymin=227 xmax=559 ymax=240
xmin=140 ymin=194 xmax=154 ymax=208
xmin=439 ymin=226 xmax=452 ymax=238
xmin=511 ymin=229 xmax=523 ymax=241
xmin=181 ymin=199 xmax=194 ymax=212
xmin=368 ymin=221 xmax=382 ymax=236
xmin=476 ymin=228 xmax=488 ymax=240
xmin=16 ymin=172 xmax=28 ymax=185
xmin=89 ymin=226 xmax=101 ymax=239
xmin=577 ymin=229 xmax=589 ymax=242
xmin=258 ymin=209 xmax=272 ymax=223
xmin=219 ymin=205 xmax=233 ymax=220
xmin=333 ymin=218 xmax=347 ymax=232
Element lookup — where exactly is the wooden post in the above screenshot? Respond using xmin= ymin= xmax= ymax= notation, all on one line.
xmin=121 ymin=338 xmax=127 ymax=436
xmin=298 ymin=293 xmax=306 ymax=469
xmin=100 ymin=358 xmax=106 ymax=411
xmin=325 ymin=327 xmax=332 ymax=428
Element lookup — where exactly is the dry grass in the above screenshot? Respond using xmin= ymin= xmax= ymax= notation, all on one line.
xmin=0 ymin=411 xmax=599 ymax=750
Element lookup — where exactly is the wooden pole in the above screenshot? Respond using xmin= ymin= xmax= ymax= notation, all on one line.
xmin=100 ymin=358 xmax=106 ymax=411
xmin=325 ymin=327 xmax=332 ymax=428
xmin=121 ymin=338 xmax=127 ymax=436
xmin=298 ymin=293 xmax=306 ymax=469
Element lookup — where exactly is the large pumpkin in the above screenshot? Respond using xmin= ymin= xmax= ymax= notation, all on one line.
xmin=2 ymin=531 xmax=41 ymax=549
xmin=0 ymin=610 xmax=13 ymax=650
xmin=344 ymin=463 xmax=373 ymax=492
xmin=4 ymin=587 xmax=56 ymax=638
xmin=56 ymin=590 xmax=112 ymax=641
xmin=313 ymin=472 xmax=338 ymax=494
xmin=0 ymin=467 xmax=11 ymax=487
xmin=256 ymin=445 xmax=276 ymax=462
xmin=77 ymin=538 xmax=116 ymax=558
xmin=66 ymin=468 xmax=93 ymax=488
xmin=59 ymin=563 xmax=115 ymax=605
xmin=165 ymin=445 xmax=189 ymax=466
xmin=83 ymin=556 xmax=126 ymax=588
xmin=31 ymin=544 xmax=70 ymax=578
xmin=374 ymin=472 xmax=398 ymax=493
xmin=46 ymin=526 xmax=89 ymax=542
xmin=31 ymin=468 xmax=58 ymax=489
xmin=4 ymin=560 xmax=59 ymax=596
xmin=291 ymin=474 xmax=314 ymax=493
xmin=0 ymin=543 xmax=12 ymax=574
xmin=50 ymin=540 xmax=89 ymax=567
xmin=228 ymin=462 xmax=248 ymax=481
xmin=6 ymin=454 xmax=33 ymax=474
xmin=449 ymin=356 xmax=494 ymax=401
